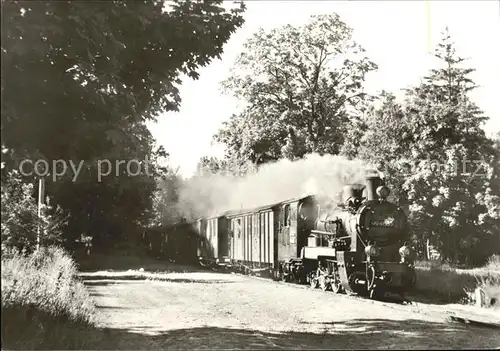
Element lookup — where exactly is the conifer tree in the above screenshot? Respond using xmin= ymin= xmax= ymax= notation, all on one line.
xmin=401 ymin=29 xmax=496 ymax=265
xmin=354 ymin=28 xmax=499 ymax=265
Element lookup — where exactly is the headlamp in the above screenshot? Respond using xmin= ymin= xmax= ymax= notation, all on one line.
xmin=364 ymin=245 xmax=380 ymax=257
xmin=376 ymin=186 xmax=391 ymax=200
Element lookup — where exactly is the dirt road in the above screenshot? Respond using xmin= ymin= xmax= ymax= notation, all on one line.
xmin=82 ymin=270 xmax=500 ymax=350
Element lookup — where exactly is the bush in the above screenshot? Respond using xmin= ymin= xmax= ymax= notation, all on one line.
xmin=485 ymin=254 xmax=500 ymax=271
xmin=1 ymin=246 xmax=97 ymax=349
xmin=1 ymin=170 xmax=66 ymax=253
xmin=415 ymin=254 xmax=500 ymax=306
xmin=474 ymin=254 xmax=500 ymax=308
xmin=415 ymin=265 xmax=477 ymax=302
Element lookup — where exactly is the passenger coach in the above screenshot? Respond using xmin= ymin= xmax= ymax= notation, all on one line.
xmin=196 ymin=215 xmax=231 ymax=266
xmin=196 ymin=195 xmax=318 ymax=279
xmin=226 ymin=203 xmax=278 ymax=273
xmin=143 ymin=221 xmax=199 ymax=264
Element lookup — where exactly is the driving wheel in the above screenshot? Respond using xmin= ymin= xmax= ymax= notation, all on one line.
xmin=309 ymin=273 xmax=319 ymax=289
xmin=331 ymin=279 xmax=342 ymax=294
xmin=319 ymin=275 xmax=331 ymax=291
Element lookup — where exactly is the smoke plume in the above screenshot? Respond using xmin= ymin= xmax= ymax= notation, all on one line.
xmin=176 ymin=153 xmax=377 ymax=220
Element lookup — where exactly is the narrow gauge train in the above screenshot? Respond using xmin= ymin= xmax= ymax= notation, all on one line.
xmin=145 ymin=174 xmax=417 ymax=300
xmin=195 ymin=174 xmax=417 ymax=300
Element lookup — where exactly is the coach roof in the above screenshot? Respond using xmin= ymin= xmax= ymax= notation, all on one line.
xmin=223 ymin=195 xmax=315 ymax=218
xmin=224 ymin=202 xmax=280 ymax=218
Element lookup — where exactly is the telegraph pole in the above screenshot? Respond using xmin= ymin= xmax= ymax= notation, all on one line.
xmin=36 ymin=177 xmax=45 ymax=250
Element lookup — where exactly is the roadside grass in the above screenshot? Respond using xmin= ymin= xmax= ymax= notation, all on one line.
xmin=1 ymin=246 xmax=101 ymax=349
xmin=415 ymin=255 xmax=500 ymax=307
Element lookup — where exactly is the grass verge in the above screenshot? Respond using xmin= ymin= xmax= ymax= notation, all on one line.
xmin=415 ymin=255 xmax=500 ymax=307
xmin=1 ymin=246 xmax=99 ymax=349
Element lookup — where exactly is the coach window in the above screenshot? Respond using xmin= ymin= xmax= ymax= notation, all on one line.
xmin=236 ymin=219 xmax=241 ymax=238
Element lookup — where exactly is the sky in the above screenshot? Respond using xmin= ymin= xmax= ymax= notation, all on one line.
xmin=147 ymin=0 xmax=500 ymax=178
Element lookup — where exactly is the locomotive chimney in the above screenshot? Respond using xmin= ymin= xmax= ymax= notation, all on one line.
xmin=365 ymin=176 xmax=383 ymax=201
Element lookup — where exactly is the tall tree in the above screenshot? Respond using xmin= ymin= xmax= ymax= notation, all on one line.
xmin=1 ymin=0 xmax=245 ymax=250
xmin=403 ymin=29 xmax=498 ymax=265
xmin=347 ymin=91 xmax=413 ymax=209
xmin=195 ymin=156 xmax=228 ymax=176
xmin=354 ymin=29 xmax=500 ymax=265
xmin=151 ymin=167 xmax=185 ymax=227
xmin=215 ymin=14 xmax=377 ymax=165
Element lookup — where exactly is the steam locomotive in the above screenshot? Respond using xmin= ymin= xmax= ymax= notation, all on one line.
xmin=145 ymin=174 xmax=417 ymax=300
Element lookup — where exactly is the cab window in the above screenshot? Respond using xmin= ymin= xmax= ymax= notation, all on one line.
xmin=284 ymin=204 xmax=290 ymax=226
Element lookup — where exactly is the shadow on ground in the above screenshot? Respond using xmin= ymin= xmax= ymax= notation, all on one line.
xmin=77 ymin=319 xmax=500 ymax=350
xmin=4 ymin=312 xmax=498 ymax=350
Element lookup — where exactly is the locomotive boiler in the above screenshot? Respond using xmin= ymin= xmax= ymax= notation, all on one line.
xmin=300 ymin=176 xmax=417 ymax=299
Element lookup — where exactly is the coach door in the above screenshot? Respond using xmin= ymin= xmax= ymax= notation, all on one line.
xmin=278 ymin=203 xmax=290 ymax=260
xmin=278 ymin=202 xmax=299 ymax=260
xmin=233 ymin=218 xmax=243 ymax=261
xmin=259 ymin=210 xmax=274 ymax=268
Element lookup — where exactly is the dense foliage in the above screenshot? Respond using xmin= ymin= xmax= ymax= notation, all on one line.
xmin=353 ymin=30 xmax=500 ymax=266
xmin=1 ymin=0 xmax=245 ymax=251
xmin=215 ymin=14 xmax=376 ymax=166
xmin=210 ymin=21 xmax=500 ymax=266
xmin=1 ymin=170 xmax=66 ymax=252
xmin=1 ymin=246 xmax=97 ymax=349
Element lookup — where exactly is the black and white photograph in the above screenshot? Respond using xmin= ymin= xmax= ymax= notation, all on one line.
xmin=1 ymin=0 xmax=500 ymax=349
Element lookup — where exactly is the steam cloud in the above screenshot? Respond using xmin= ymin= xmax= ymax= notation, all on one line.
xmin=176 ymin=153 xmax=378 ymax=220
